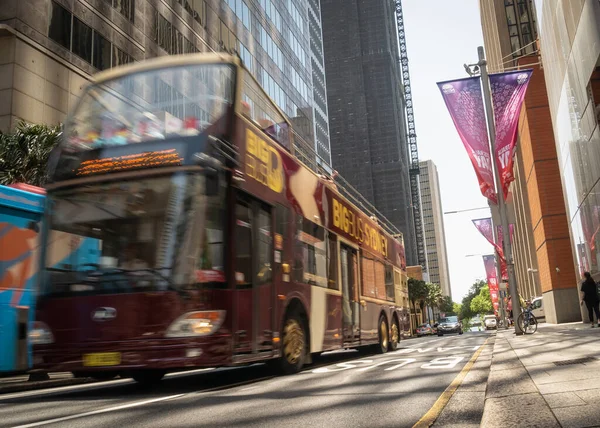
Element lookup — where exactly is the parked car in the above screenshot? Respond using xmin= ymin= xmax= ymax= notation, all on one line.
xmin=437 ymin=316 xmax=463 ymax=336
xmin=531 ymin=297 xmax=544 ymax=321
xmin=484 ymin=314 xmax=497 ymax=330
xmin=416 ymin=323 xmax=434 ymax=337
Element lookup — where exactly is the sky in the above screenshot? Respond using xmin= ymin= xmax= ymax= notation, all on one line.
xmin=402 ymin=0 xmax=494 ymax=301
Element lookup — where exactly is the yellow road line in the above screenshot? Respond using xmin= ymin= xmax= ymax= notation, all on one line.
xmin=412 ymin=337 xmax=490 ymax=428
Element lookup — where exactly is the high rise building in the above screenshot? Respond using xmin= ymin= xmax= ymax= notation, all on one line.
xmin=479 ymin=0 xmax=580 ymax=322
xmin=419 ymin=160 xmax=451 ymax=298
xmin=320 ymin=0 xmax=417 ymax=266
xmin=0 ymin=0 xmax=331 ymax=165
xmin=533 ymin=0 xmax=600 ymax=322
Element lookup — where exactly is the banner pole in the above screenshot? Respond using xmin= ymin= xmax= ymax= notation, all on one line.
xmin=477 ymin=46 xmax=523 ymax=335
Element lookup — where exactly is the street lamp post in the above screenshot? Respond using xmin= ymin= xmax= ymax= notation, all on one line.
xmin=472 ymin=46 xmax=523 ymax=335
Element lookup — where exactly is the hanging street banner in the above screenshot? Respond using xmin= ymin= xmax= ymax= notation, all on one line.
xmin=490 ymin=70 xmax=533 ymax=199
xmin=473 ymin=217 xmax=508 ymax=280
xmin=483 ymin=254 xmax=500 ymax=314
xmin=437 ymin=77 xmax=497 ymax=204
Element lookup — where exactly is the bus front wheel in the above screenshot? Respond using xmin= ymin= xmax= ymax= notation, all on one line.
xmin=132 ymin=370 xmax=166 ymax=385
xmin=279 ymin=312 xmax=307 ymax=374
xmin=389 ymin=317 xmax=400 ymax=352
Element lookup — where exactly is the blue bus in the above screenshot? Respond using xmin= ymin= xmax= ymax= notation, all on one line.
xmin=1 ymin=184 xmax=101 ymax=374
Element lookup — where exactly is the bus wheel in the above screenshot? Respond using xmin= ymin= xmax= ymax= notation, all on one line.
xmin=389 ymin=318 xmax=400 ymax=352
xmin=376 ymin=315 xmax=389 ymax=354
xmin=280 ymin=313 xmax=307 ymax=374
xmin=132 ymin=370 xmax=165 ymax=385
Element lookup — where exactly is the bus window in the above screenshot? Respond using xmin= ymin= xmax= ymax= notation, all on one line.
xmin=385 ymin=264 xmax=395 ymax=302
xmin=235 ymin=202 xmax=253 ymax=287
xmin=327 ymin=233 xmax=338 ymax=290
xmin=361 ymin=254 xmax=376 ymax=298
xmin=257 ymin=206 xmax=272 ymax=284
xmin=374 ymin=260 xmax=386 ymax=300
xmin=294 ymin=216 xmax=327 ymax=287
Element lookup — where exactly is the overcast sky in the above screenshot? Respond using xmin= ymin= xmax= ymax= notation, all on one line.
xmin=402 ymin=0 xmax=494 ymax=301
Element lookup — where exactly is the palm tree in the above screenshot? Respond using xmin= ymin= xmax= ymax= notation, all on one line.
xmin=425 ymin=282 xmax=444 ymax=325
xmin=0 ymin=122 xmax=62 ymax=186
xmin=408 ymin=278 xmax=427 ymax=330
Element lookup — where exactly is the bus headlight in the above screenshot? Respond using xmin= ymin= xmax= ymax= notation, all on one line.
xmin=165 ymin=311 xmax=226 ymax=338
xmin=29 ymin=321 xmax=55 ymax=345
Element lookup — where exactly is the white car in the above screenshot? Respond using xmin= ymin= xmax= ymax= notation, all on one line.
xmin=531 ymin=297 xmax=544 ymax=321
xmin=484 ymin=315 xmax=497 ymax=330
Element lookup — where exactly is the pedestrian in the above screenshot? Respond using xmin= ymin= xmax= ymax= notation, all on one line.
xmin=580 ymin=272 xmax=600 ymax=327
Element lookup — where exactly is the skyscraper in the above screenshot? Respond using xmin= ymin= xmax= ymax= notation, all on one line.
xmin=419 ymin=160 xmax=451 ymax=298
xmin=0 ymin=0 xmax=331 ymax=165
xmin=320 ymin=0 xmax=417 ymax=265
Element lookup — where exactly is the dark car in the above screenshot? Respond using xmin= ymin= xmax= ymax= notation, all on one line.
xmin=437 ymin=316 xmax=463 ymax=336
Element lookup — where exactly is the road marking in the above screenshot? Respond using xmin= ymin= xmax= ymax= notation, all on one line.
xmin=12 ymin=394 xmax=185 ymax=428
xmin=412 ymin=338 xmax=489 ymax=428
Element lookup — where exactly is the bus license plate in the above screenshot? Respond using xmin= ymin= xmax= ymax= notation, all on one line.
xmin=83 ymin=352 xmax=121 ymax=367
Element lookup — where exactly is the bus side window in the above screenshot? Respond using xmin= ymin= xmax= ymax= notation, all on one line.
xmin=235 ymin=201 xmax=253 ymax=287
xmin=256 ymin=205 xmax=272 ymax=284
xmin=385 ymin=264 xmax=395 ymax=302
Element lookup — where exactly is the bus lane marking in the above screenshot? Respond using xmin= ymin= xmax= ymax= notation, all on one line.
xmin=13 ymin=394 xmax=186 ymax=428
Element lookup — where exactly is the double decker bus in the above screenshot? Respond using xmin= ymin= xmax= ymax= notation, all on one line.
xmin=32 ymin=53 xmax=409 ymax=383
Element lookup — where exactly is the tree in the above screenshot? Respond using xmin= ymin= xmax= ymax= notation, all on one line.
xmin=452 ymin=302 xmax=462 ymax=315
xmin=439 ymin=296 xmax=455 ymax=315
xmin=470 ymin=285 xmax=493 ymax=316
xmin=408 ymin=278 xmax=427 ymax=329
xmin=460 ymin=279 xmax=487 ymax=320
xmin=424 ymin=282 xmax=443 ymax=324
xmin=0 ymin=122 xmax=62 ymax=186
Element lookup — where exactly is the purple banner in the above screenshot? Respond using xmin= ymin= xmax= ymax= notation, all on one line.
xmin=473 ymin=217 xmax=507 ymax=280
xmin=490 ymin=70 xmax=533 ymax=199
xmin=437 ymin=77 xmax=497 ymax=204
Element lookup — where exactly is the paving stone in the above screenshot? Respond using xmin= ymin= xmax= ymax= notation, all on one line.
xmin=542 ymin=391 xmax=587 ymax=408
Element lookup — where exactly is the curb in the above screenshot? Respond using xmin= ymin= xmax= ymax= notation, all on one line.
xmin=0 ymin=378 xmax=94 ymax=395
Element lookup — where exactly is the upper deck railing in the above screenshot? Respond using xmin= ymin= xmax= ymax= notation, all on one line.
xmin=290 ymin=128 xmax=404 ymax=241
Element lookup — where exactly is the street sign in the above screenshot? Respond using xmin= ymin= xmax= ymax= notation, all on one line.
xmin=499 ymin=282 xmax=508 ymax=290
xmin=499 ymin=290 xmax=506 ymax=298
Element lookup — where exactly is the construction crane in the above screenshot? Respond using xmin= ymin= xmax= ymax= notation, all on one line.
xmin=395 ymin=0 xmax=427 ymax=269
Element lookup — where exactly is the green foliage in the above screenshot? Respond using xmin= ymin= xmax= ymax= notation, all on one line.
xmin=460 ymin=279 xmax=487 ymax=320
xmin=425 ymin=282 xmax=443 ymax=309
xmin=0 ymin=122 xmax=62 ymax=186
xmin=470 ymin=285 xmax=493 ymax=315
xmin=408 ymin=278 xmax=427 ymax=308
xmin=452 ymin=302 xmax=462 ymax=315
xmin=438 ymin=295 xmax=455 ymax=314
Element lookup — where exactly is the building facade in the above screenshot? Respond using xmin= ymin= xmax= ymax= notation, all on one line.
xmin=479 ymin=0 xmax=582 ymax=323
xmin=0 ymin=0 xmax=331 ymax=164
xmin=320 ymin=0 xmax=417 ymax=266
xmin=533 ymin=0 xmax=600 ymax=322
xmin=419 ymin=160 xmax=451 ymax=298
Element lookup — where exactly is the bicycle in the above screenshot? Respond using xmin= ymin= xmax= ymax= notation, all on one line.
xmin=517 ymin=301 xmax=538 ymax=334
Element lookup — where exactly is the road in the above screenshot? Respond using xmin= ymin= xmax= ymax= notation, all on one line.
xmin=0 ymin=332 xmax=491 ymax=428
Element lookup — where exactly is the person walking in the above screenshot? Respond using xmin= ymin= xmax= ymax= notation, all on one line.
xmin=580 ymin=272 xmax=600 ymax=327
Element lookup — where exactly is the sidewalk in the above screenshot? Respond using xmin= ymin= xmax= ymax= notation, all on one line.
xmin=481 ymin=322 xmax=600 ymax=428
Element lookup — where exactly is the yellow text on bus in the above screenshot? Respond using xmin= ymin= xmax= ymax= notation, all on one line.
xmin=245 ymin=129 xmax=284 ymax=193
xmin=332 ymin=197 xmax=388 ymax=258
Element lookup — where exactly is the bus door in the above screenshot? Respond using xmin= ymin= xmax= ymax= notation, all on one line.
xmin=233 ymin=196 xmax=274 ymax=355
xmin=340 ymin=244 xmax=360 ymax=342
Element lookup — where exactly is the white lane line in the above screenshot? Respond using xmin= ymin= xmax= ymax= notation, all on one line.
xmin=12 ymin=394 xmax=185 ymax=428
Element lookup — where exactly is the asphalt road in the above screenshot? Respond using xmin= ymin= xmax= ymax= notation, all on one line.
xmin=1 ymin=332 xmax=491 ymax=428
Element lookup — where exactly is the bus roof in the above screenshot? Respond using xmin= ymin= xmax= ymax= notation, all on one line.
xmin=92 ymin=53 xmax=240 ymax=85
xmin=0 ymin=184 xmax=45 ymax=214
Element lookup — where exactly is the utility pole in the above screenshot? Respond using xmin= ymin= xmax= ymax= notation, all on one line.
xmin=476 ymin=46 xmax=523 ymax=335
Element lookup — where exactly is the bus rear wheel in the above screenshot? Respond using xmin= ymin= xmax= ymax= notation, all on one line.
xmin=389 ymin=318 xmax=400 ymax=352
xmin=376 ymin=315 xmax=389 ymax=354
xmin=279 ymin=312 xmax=307 ymax=375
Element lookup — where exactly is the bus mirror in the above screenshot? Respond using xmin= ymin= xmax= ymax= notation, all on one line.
xmin=194 ymin=152 xmax=223 ymax=170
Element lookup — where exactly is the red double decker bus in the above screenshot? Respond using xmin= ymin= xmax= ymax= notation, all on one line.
xmin=32 ymin=54 xmax=410 ymax=383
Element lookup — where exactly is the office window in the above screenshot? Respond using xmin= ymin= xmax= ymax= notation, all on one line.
xmin=240 ymin=43 xmax=253 ymax=72
xmin=113 ymin=46 xmax=132 ymax=67
xmin=72 ymin=18 xmax=93 ymax=64
xmin=113 ymin=0 xmax=135 ymax=22
xmin=157 ymin=14 xmax=172 ymax=53
xmin=226 ymin=0 xmax=250 ymax=30
xmin=93 ymin=32 xmax=111 ymax=70
xmin=49 ymin=2 xmax=72 ymax=50
xmin=192 ymin=0 xmax=207 ymax=26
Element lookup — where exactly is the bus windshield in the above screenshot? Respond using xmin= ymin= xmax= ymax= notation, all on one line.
xmin=61 ymin=63 xmax=234 ymax=153
xmin=43 ymin=172 xmax=226 ymax=296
